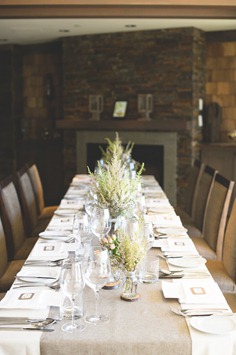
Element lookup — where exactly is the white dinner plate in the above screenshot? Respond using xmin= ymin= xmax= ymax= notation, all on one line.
xmin=190 ymin=315 xmax=236 ymax=335
xmin=17 ymin=268 xmax=59 ymax=284
xmin=168 ymin=257 xmax=207 ymax=268
xmin=38 ymin=231 xmax=71 ymax=242
xmin=54 ymin=209 xmax=78 ymax=217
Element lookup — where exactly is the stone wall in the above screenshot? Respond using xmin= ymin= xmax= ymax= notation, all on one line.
xmin=205 ymin=40 xmax=236 ymax=142
xmin=62 ymin=27 xmax=206 ymax=206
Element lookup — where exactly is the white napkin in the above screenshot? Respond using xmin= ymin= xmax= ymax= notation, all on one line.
xmin=0 ymin=289 xmax=61 ymax=309
xmin=186 ymin=316 xmax=236 ymax=355
xmin=0 ymin=307 xmax=48 ymax=355
xmin=179 ymin=279 xmax=227 ymax=305
xmin=0 ymin=289 xmax=45 ymax=309
xmin=148 ymin=214 xmax=183 ymax=227
xmin=47 ymin=216 xmax=74 ymax=229
xmin=161 ymin=238 xmax=196 ymax=253
xmin=59 ymin=198 xmax=84 ymax=210
xmin=29 ymin=242 xmax=66 ymax=258
xmin=162 ymin=279 xmax=229 ymax=309
xmin=145 ymin=198 xmax=171 ymax=208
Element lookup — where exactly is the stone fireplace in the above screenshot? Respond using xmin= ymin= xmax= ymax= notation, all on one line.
xmin=76 ymin=130 xmax=177 ymax=205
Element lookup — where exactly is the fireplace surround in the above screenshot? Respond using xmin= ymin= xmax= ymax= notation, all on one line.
xmin=76 ymin=130 xmax=177 ymax=205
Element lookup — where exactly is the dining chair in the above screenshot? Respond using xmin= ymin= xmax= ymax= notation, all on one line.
xmin=0 ymin=216 xmax=25 ymax=292
xmin=183 ymin=165 xmax=217 ymax=238
xmin=26 ymin=163 xmax=58 ymax=221
xmin=223 ymin=293 xmax=236 ymax=311
xmin=0 ymin=176 xmax=38 ymax=260
xmin=17 ymin=166 xmax=49 ymax=237
xmin=207 ymin=197 xmax=236 ymax=293
xmin=176 ymin=159 xmax=205 ymax=223
xmin=192 ymin=173 xmax=234 ymax=261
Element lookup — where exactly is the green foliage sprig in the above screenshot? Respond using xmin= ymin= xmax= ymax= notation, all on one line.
xmin=89 ymin=146 xmax=144 ymax=218
xmin=101 ymin=232 xmax=147 ymax=272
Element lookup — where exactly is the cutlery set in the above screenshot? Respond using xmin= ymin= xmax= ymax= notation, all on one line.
xmin=0 ymin=317 xmax=57 ymax=331
xmin=170 ymin=306 xmax=231 ymax=318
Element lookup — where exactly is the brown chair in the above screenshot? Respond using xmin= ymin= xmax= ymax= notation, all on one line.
xmin=176 ymin=159 xmax=205 ymax=223
xmin=0 ymin=215 xmax=25 ymax=292
xmin=26 ymin=163 xmax=58 ymax=221
xmin=183 ymin=165 xmax=217 ymax=238
xmin=207 ymin=198 xmax=236 ymax=293
xmin=17 ymin=166 xmax=49 ymax=237
xmin=0 ymin=176 xmax=38 ymax=260
xmin=191 ymin=173 xmax=234 ymax=260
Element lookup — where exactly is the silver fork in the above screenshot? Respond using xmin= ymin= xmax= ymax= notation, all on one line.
xmin=13 ymin=282 xmax=60 ymax=291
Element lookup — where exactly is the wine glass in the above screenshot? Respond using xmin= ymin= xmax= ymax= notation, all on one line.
xmin=60 ymin=257 xmax=86 ymax=333
xmin=90 ymin=206 xmax=111 ymax=240
xmin=85 ymin=191 xmax=97 ymax=219
xmin=84 ymin=246 xmax=111 ymax=325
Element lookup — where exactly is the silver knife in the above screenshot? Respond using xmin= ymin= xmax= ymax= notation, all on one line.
xmin=0 ymin=326 xmax=54 ymax=331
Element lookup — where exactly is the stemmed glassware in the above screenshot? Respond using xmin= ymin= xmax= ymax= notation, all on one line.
xmin=60 ymin=257 xmax=86 ymax=333
xmin=84 ymin=246 xmax=111 ymax=325
xmin=72 ymin=212 xmax=91 ymax=259
xmin=90 ymin=205 xmax=111 ymax=240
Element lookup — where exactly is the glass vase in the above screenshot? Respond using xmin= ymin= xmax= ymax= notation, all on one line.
xmin=120 ymin=270 xmax=140 ymax=302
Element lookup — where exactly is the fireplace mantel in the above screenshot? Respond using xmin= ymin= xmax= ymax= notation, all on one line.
xmin=56 ymin=119 xmax=191 ymax=132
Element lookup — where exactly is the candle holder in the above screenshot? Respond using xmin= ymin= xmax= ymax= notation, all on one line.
xmin=89 ymin=95 xmax=103 ymax=120
xmin=138 ymin=94 xmax=153 ymax=121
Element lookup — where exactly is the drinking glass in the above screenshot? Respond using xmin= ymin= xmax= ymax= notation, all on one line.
xmin=73 ymin=212 xmax=89 ymax=242
xmin=84 ymin=246 xmax=111 ymax=325
xmin=60 ymin=257 xmax=86 ymax=333
xmin=90 ymin=206 xmax=111 ymax=240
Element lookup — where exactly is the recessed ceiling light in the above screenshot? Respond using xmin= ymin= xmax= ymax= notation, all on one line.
xmin=125 ymin=24 xmax=137 ymax=28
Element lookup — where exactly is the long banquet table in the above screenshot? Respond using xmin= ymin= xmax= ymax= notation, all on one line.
xmin=0 ymin=175 xmax=236 ymax=355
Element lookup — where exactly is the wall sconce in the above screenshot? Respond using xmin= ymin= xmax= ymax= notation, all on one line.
xmin=89 ymin=95 xmax=103 ymax=120
xmin=198 ymin=98 xmax=203 ymax=127
xmin=138 ymin=94 xmax=153 ymax=120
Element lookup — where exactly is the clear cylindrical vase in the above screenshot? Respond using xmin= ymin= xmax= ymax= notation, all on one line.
xmin=120 ymin=271 xmax=140 ymax=302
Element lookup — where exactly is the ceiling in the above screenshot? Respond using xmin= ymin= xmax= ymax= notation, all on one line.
xmin=1 ymin=18 xmax=236 ymax=45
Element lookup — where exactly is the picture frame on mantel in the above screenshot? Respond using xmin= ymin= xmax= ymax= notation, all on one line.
xmin=113 ymin=101 xmax=128 ymax=118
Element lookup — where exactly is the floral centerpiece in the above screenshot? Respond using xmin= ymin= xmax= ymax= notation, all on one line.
xmin=99 ymin=132 xmax=142 ymax=176
xmin=88 ymin=145 xmax=144 ymax=219
xmin=101 ymin=229 xmax=147 ymax=301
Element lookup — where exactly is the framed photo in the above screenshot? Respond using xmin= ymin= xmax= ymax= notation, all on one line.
xmin=113 ymin=101 xmax=128 ymax=118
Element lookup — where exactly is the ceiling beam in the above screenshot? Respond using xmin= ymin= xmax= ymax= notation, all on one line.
xmin=0 ymin=2 xmax=236 ymax=19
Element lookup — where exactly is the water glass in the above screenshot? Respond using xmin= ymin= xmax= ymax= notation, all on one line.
xmin=138 ymin=256 xmax=159 ymax=284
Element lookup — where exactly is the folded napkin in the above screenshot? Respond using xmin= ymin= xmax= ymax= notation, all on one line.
xmin=186 ymin=315 xmax=236 ymax=355
xmin=161 ymin=238 xmax=196 ymax=253
xmin=179 ymin=279 xmax=227 ymax=306
xmin=145 ymin=198 xmax=171 ymax=207
xmin=29 ymin=242 xmax=66 ymax=258
xmin=47 ymin=216 xmax=74 ymax=229
xmin=162 ymin=279 xmax=229 ymax=308
xmin=148 ymin=214 xmax=183 ymax=228
xmin=0 ymin=289 xmax=61 ymax=309
xmin=0 ymin=307 xmax=48 ymax=355
xmin=59 ymin=198 xmax=84 ymax=210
